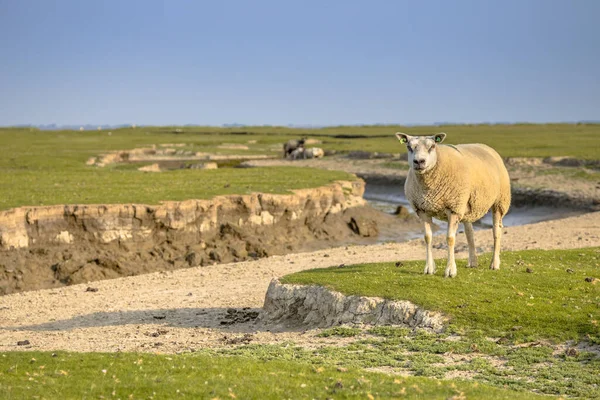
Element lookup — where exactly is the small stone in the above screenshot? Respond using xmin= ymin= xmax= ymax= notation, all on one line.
xmin=565 ymin=348 xmax=579 ymax=357
xmin=526 ymin=268 xmax=533 ymax=273
xmin=17 ymin=340 xmax=30 ymax=346
xmin=337 ymin=264 xmax=345 ymax=268
xmin=395 ymin=261 xmax=403 ymax=268
xmin=323 ymin=254 xmax=330 ymax=258
xmin=566 ymin=268 xmax=574 ymax=273
xmin=85 ymin=287 xmax=99 ymax=292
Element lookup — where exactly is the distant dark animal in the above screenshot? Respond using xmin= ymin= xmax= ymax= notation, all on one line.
xmin=288 ymin=147 xmax=305 ymax=160
xmin=283 ymin=138 xmax=306 ymax=158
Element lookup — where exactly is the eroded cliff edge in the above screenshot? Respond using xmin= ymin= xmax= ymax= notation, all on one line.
xmin=0 ymin=179 xmax=419 ymax=294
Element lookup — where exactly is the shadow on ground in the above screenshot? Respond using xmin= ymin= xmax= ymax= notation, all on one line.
xmin=6 ymin=307 xmax=284 ymax=333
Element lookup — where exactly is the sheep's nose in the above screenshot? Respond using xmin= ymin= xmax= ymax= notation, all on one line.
xmin=413 ymin=158 xmax=426 ymax=167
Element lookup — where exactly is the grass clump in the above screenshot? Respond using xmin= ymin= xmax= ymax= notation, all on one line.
xmin=318 ymin=326 xmax=362 ymax=337
xmin=281 ymin=247 xmax=600 ymax=343
xmin=0 ymin=351 xmax=548 ymax=400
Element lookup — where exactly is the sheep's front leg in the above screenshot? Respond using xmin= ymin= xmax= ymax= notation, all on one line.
xmin=445 ymin=212 xmax=460 ymax=278
xmin=490 ymin=207 xmax=503 ymax=270
xmin=417 ymin=212 xmax=436 ymax=274
xmin=464 ymin=222 xmax=478 ymax=267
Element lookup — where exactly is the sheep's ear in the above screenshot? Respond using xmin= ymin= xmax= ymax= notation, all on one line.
xmin=395 ymin=132 xmax=410 ymax=144
xmin=433 ymin=133 xmax=447 ymax=143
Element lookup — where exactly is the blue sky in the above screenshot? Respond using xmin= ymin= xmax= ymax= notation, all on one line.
xmin=1 ymin=0 xmax=598 ymax=126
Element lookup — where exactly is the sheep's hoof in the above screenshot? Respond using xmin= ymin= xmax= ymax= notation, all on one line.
xmin=489 ymin=258 xmax=501 ymax=270
xmin=467 ymin=259 xmax=478 ymax=268
xmin=423 ymin=263 xmax=436 ymax=275
xmin=444 ymin=264 xmax=457 ymax=278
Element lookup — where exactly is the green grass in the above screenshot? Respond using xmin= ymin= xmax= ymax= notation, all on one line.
xmin=318 ymin=326 xmax=362 ymax=337
xmin=281 ymin=247 xmax=600 ymax=343
xmin=0 ymin=166 xmax=354 ymax=210
xmin=217 ymin=331 xmax=600 ymax=398
xmin=0 ymin=351 xmax=554 ymax=399
xmin=1 ymin=123 xmax=599 ymax=209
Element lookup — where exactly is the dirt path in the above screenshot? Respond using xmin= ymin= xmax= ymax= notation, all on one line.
xmin=2 ymin=211 xmax=599 ymax=354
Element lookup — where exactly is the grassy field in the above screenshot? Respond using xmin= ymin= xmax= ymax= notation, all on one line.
xmin=272 ymin=247 xmax=600 ymax=397
xmin=0 ymin=123 xmax=599 ymax=210
xmin=0 ymin=351 xmax=554 ymax=399
xmin=282 ymin=247 xmax=600 ymax=344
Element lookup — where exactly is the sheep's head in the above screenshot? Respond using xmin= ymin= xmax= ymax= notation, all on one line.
xmin=395 ymin=132 xmax=446 ymax=173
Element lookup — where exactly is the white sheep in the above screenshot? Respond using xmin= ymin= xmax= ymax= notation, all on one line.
xmin=395 ymin=132 xmax=511 ymax=277
xmin=304 ymin=147 xmax=325 ymax=159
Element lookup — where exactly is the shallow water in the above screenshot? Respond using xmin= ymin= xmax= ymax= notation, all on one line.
xmin=364 ymin=183 xmax=585 ymax=234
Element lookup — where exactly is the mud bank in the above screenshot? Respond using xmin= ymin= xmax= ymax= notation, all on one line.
xmin=363 ymin=176 xmax=598 ymax=211
xmin=0 ymin=180 xmax=422 ymax=295
xmin=262 ymin=279 xmax=447 ymax=331
xmin=88 ymin=146 xmax=274 ymax=167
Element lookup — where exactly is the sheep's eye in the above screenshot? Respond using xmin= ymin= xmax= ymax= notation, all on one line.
xmin=428 ymin=145 xmax=435 ymax=153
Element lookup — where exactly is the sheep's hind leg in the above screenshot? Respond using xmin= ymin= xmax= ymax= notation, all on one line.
xmin=490 ymin=207 xmax=503 ymax=270
xmin=464 ymin=222 xmax=478 ymax=267
xmin=445 ymin=212 xmax=460 ymax=278
xmin=418 ymin=212 xmax=436 ymax=274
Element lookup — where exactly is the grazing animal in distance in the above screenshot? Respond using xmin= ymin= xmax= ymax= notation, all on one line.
xmin=396 ymin=132 xmax=511 ymax=277
xmin=288 ymin=147 xmax=305 ymax=160
xmin=304 ymin=147 xmax=324 ymax=159
xmin=283 ymin=138 xmax=306 ymax=158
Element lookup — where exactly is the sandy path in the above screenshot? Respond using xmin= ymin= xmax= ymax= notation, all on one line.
xmin=1 ymin=210 xmax=599 ymax=354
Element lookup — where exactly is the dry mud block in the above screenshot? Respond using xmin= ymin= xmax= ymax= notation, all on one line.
xmin=0 ymin=180 xmax=365 ymax=250
xmin=262 ymin=279 xmax=448 ymax=332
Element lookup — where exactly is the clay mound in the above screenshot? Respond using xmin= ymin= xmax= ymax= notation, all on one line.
xmin=262 ymin=279 xmax=447 ymax=332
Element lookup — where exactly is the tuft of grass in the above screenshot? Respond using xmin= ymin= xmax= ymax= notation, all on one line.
xmin=0 ymin=351 xmax=550 ymax=400
xmin=318 ymin=326 xmax=362 ymax=337
xmin=281 ymin=247 xmax=600 ymax=343
xmin=368 ymin=326 xmax=411 ymax=337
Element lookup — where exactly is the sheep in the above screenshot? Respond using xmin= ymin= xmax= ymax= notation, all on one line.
xmin=395 ymin=132 xmax=511 ymax=278
xmin=283 ymin=138 xmax=306 ymax=158
xmin=288 ymin=147 xmax=306 ymax=160
xmin=304 ymin=147 xmax=325 ymax=159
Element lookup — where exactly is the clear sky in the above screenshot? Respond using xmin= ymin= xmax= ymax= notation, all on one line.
xmin=1 ymin=0 xmax=598 ymax=126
